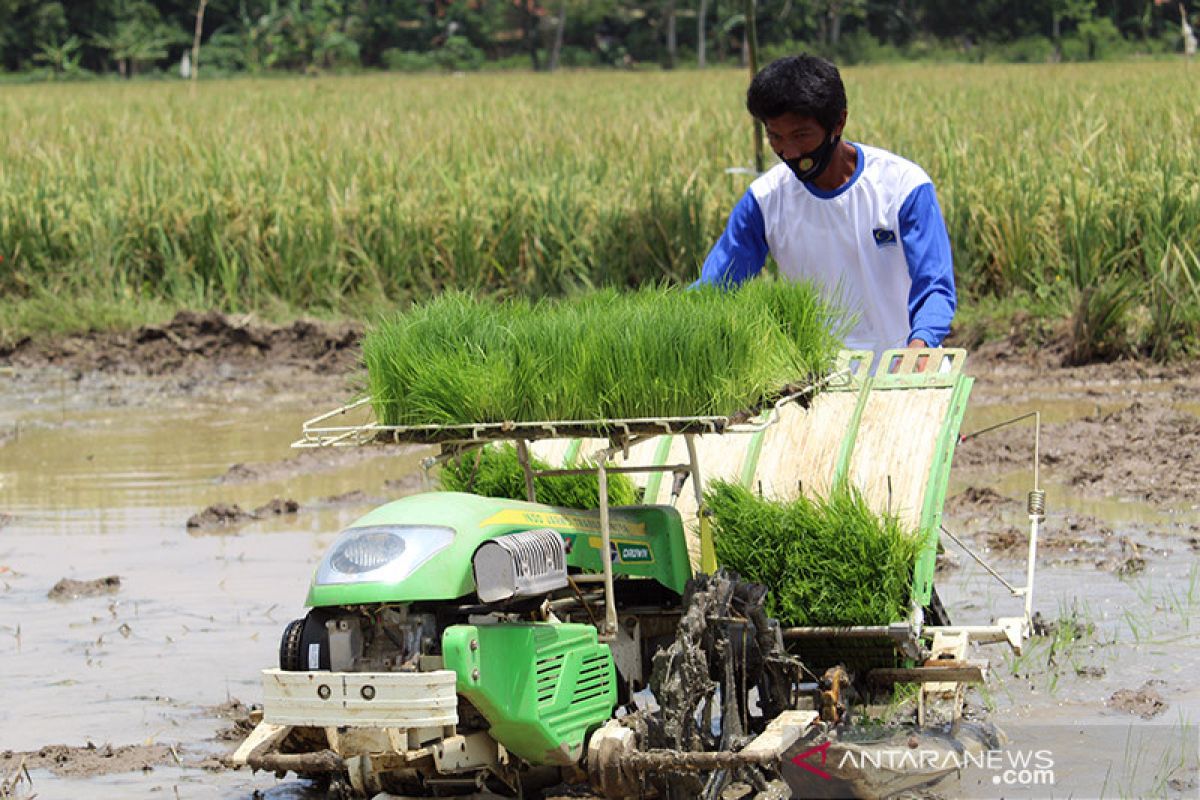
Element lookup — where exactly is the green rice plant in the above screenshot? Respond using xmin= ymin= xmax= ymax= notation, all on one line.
xmin=705 ymin=480 xmax=920 ymax=627
xmin=1144 ymin=241 xmax=1200 ymax=361
xmin=3 ymin=65 xmax=1200 ymax=360
xmin=1065 ymin=269 xmax=1138 ymax=365
xmin=362 ymin=281 xmax=841 ymax=426
xmin=439 ymin=443 xmax=638 ymax=509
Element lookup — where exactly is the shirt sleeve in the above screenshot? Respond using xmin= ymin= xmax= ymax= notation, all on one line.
xmin=898 ymin=183 xmax=956 ymax=346
xmin=692 ymin=190 xmax=769 ymax=287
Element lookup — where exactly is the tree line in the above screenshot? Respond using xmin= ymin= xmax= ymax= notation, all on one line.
xmin=1 ymin=0 xmax=1194 ymax=78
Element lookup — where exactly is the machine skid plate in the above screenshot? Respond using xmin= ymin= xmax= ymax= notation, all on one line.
xmin=260 ymin=668 xmax=459 ymax=729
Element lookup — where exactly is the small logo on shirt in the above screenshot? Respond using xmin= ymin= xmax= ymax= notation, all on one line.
xmin=872 ymin=228 xmax=898 ymax=248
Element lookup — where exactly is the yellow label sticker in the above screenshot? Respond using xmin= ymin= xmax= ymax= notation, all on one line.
xmin=480 ymin=508 xmax=646 ymax=537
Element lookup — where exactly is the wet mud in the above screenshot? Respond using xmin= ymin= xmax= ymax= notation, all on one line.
xmin=47 ymin=575 xmax=122 ymax=601
xmin=218 ymin=448 xmax=399 ymax=486
xmin=1 ymin=742 xmax=174 ymax=779
xmin=955 ymin=399 xmax=1200 ymax=504
xmin=0 ymin=311 xmax=362 ymax=381
xmin=1108 ymin=681 xmax=1169 ymax=720
xmin=186 ymin=499 xmax=300 ymax=531
xmin=3 ymin=319 xmax=1199 ymax=797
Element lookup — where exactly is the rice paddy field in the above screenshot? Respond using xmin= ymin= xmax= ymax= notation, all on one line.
xmin=2 ymin=62 xmax=1199 ymax=361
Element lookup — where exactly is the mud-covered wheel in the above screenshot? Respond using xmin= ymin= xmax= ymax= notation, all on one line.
xmin=279 ymin=618 xmax=306 ymax=671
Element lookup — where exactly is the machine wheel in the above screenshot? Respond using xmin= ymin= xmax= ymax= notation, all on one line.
xmin=924 ymin=586 xmax=952 ymax=627
xmin=279 ymin=618 xmax=307 ymax=671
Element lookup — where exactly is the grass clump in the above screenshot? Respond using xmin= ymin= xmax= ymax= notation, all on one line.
xmin=706 ymin=481 xmax=920 ymax=627
xmin=439 ymin=444 xmax=638 ymax=509
xmin=362 ymin=281 xmax=841 ymax=426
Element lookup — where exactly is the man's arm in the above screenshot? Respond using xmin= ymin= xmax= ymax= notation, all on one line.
xmin=898 ymin=183 xmax=956 ymax=347
xmin=693 ymin=190 xmax=769 ymax=287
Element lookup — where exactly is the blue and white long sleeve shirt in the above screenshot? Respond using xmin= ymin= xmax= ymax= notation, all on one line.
xmin=696 ymin=143 xmax=957 ymax=356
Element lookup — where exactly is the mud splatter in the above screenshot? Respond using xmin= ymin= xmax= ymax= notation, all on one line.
xmin=206 ymin=699 xmax=257 ymax=744
xmin=1108 ymin=681 xmax=1168 ymax=719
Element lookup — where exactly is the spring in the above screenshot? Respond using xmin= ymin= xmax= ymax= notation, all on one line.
xmin=1028 ymin=489 xmax=1046 ymax=517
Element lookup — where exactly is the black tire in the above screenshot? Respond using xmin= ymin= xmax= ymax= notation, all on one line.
xmin=279 ymin=618 xmax=307 ymax=671
xmin=924 ymin=586 xmax=952 ymax=627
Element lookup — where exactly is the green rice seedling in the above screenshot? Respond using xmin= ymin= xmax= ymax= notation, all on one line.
xmin=705 ymin=480 xmax=920 ymax=627
xmin=362 ymin=282 xmax=841 ymax=426
xmin=439 ymin=443 xmax=638 ymax=509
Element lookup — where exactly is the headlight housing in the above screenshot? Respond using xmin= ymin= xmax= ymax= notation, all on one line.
xmin=315 ymin=525 xmax=455 ymax=586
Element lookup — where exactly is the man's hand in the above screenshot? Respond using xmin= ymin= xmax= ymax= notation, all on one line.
xmin=908 ymin=338 xmax=929 ymax=372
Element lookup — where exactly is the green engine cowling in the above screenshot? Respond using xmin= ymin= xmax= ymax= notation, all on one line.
xmin=305 ymin=492 xmax=692 ymax=608
xmin=443 ymin=622 xmax=617 ymax=766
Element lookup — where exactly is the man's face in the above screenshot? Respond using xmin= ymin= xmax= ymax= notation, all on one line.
xmin=763 ymin=112 xmax=829 ymax=161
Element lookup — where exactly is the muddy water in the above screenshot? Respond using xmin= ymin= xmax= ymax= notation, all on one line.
xmin=3 ymin=375 xmax=1198 ymax=798
xmin=935 ymin=398 xmax=1200 ymax=798
xmin=0 ymin=379 xmax=423 ymax=798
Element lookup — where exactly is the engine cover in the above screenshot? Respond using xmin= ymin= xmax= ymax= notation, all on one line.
xmin=442 ymin=622 xmax=616 ymax=766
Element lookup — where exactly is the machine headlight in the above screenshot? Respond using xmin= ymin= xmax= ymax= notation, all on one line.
xmin=331 ymin=529 xmax=406 ymax=573
xmin=316 ymin=525 xmax=455 ymax=586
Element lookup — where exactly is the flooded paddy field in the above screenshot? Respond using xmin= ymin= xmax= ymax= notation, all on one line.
xmin=2 ymin=328 xmax=1198 ymax=798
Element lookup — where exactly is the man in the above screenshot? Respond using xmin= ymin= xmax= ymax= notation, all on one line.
xmin=696 ymin=55 xmax=956 ymax=359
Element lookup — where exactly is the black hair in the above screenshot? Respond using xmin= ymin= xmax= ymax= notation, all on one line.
xmin=745 ymin=54 xmax=847 ymax=133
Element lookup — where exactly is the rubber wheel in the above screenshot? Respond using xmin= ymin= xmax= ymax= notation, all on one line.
xmin=279 ymin=618 xmax=307 ymax=671
xmin=924 ymin=586 xmax=952 ymax=627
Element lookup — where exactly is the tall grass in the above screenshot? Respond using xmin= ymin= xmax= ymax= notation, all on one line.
xmin=1 ymin=64 xmax=1198 ymax=359
xmin=361 ymin=281 xmax=841 ymax=425
xmin=706 ymin=481 xmax=920 ymax=626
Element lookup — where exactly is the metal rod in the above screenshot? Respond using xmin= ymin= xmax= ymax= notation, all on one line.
xmin=298 ymin=382 xmax=823 ymax=449
xmin=923 ymin=625 xmax=1013 ymax=643
xmin=620 ymin=746 xmax=781 ymax=773
xmin=958 ymin=411 xmax=1043 ymax=625
xmin=1025 ymin=513 xmax=1040 ymax=622
xmin=781 ymin=625 xmax=896 ymax=640
xmin=1033 ymin=411 xmax=1041 ymax=491
xmin=247 ymin=749 xmax=343 ymax=774
xmin=514 ymin=439 xmax=537 ymax=503
xmin=958 ymin=410 xmax=1039 ymax=442
xmin=939 ymin=525 xmax=1021 ymax=595
xmin=528 ymin=463 xmax=696 ymax=477
xmin=598 ymin=463 xmax=617 ymax=640
xmin=685 ymin=434 xmax=705 ymax=509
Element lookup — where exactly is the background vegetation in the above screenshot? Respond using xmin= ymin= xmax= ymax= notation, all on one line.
xmin=0 ymin=0 xmax=1195 ymax=81
xmin=2 ymin=62 xmax=1196 ymax=362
